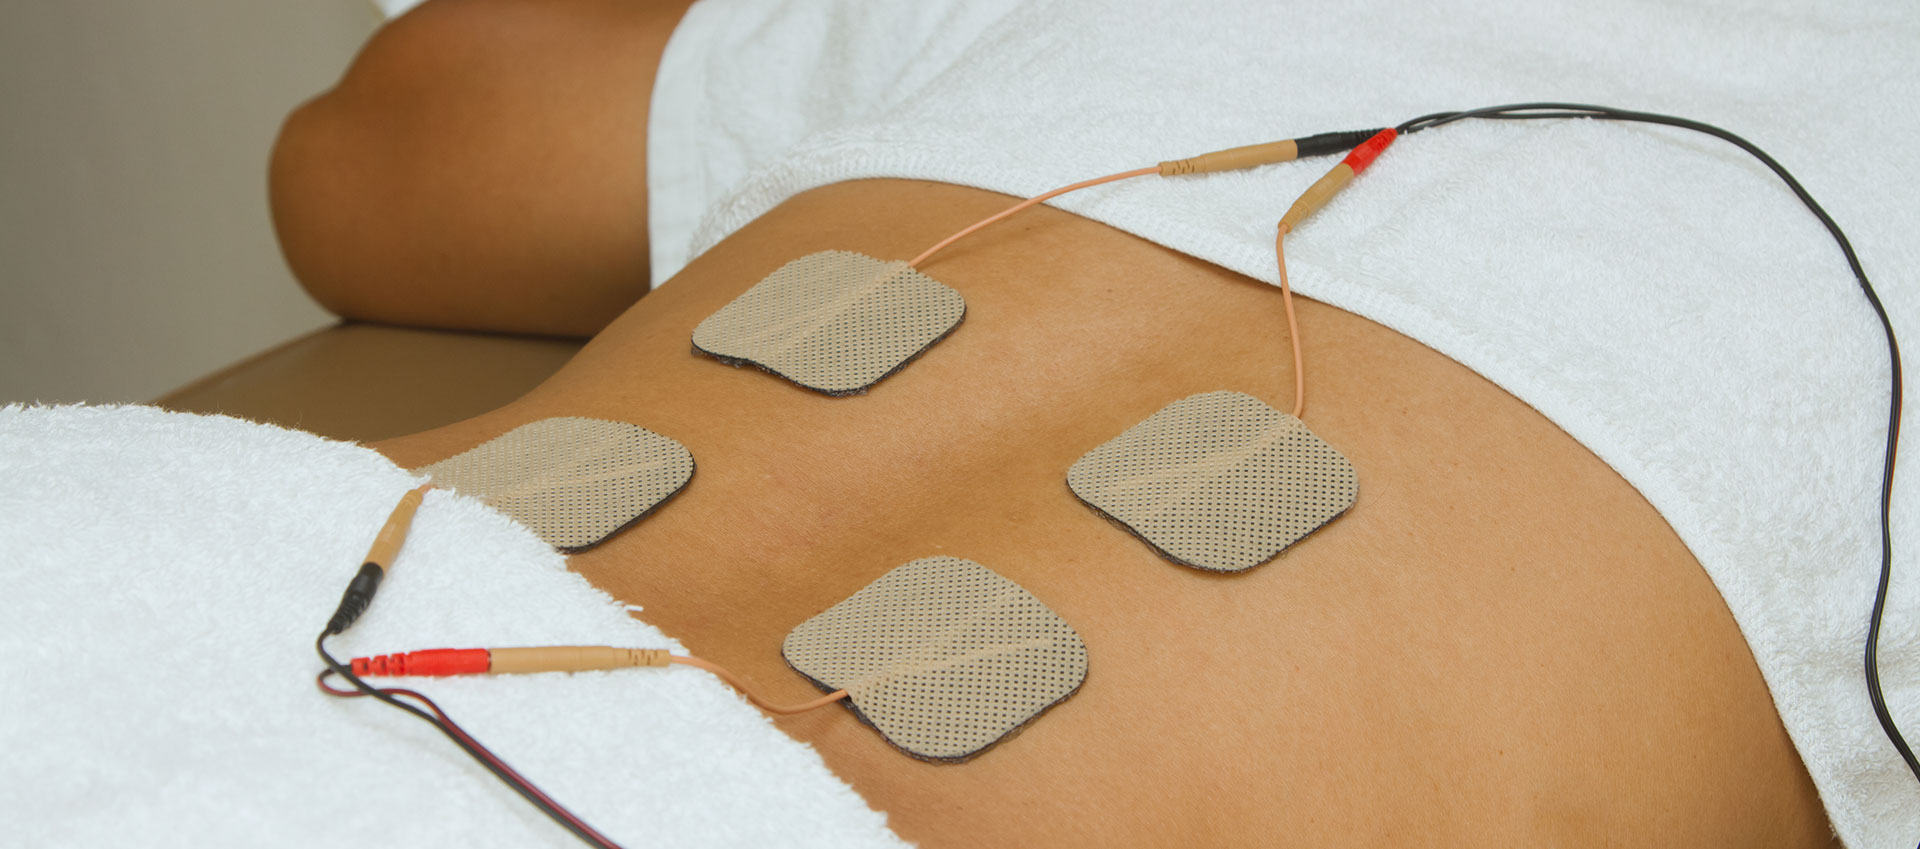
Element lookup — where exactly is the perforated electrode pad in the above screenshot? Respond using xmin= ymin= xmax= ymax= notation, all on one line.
xmin=416 ymin=417 xmax=694 ymax=552
xmin=783 ymin=556 xmax=1087 ymax=762
xmin=691 ymin=250 xmax=966 ymax=395
xmin=1068 ymin=391 xmax=1357 ymax=573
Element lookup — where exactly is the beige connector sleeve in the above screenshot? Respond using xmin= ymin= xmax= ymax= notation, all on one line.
xmin=487 ymin=646 xmax=672 ymax=674
xmin=1279 ymin=163 xmax=1356 ymax=233
xmin=363 ymin=484 xmax=432 ymax=570
xmin=1159 ymin=139 xmax=1301 ymax=176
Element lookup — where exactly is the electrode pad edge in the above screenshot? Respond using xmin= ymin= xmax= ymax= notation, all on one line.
xmin=782 ymin=556 xmax=1088 ymax=763
xmin=415 ymin=417 xmax=695 ymax=553
xmin=1068 ymin=391 xmax=1357 ymax=573
xmin=691 ymin=250 xmax=966 ymax=396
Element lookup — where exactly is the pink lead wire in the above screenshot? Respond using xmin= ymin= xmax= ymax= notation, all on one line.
xmin=907 ymin=166 xmax=1161 ymax=268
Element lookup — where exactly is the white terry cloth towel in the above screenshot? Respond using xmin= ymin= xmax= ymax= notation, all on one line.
xmin=0 ymin=404 xmax=908 ymax=849
xmin=646 ymin=0 xmax=1920 ymax=844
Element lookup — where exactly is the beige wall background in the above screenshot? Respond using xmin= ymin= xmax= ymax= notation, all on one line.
xmin=0 ymin=2 xmax=378 ymax=405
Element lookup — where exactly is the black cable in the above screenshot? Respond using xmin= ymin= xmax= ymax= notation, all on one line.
xmin=316 ymin=632 xmax=621 ymax=848
xmin=1398 ymin=103 xmax=1918 ymax=790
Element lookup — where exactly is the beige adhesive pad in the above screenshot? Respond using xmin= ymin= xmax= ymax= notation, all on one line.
xmin=783 ymin=556 xmax=1088 ymax=763
xmin=691 ymin=250 xmax=966 ymax=395
xmin=416 ymin=417 xmax=694 ymax=552
xmin=1068 ymin=391 xmax=1357 ymax=573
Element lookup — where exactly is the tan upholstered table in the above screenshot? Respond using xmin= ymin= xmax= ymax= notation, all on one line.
xmin=155 ymin=322 xmax=583 ymax=444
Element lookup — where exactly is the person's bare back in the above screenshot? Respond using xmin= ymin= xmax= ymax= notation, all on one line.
xmin=366 ymin=180 xmax=1831 ymax=846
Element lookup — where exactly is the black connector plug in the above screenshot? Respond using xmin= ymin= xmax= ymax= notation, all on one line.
xmin=1293 ymin=128 xmax=1388 ymax=159
xmin=325 ymin=562 xmax=386 ymax=636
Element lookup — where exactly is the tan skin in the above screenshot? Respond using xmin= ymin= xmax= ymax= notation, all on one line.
xmin=272 ymin=2 xmax=1837 ymax=845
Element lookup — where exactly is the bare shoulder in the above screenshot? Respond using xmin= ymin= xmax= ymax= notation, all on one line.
xmin=269 ymin=0 xmax=697 ymax=337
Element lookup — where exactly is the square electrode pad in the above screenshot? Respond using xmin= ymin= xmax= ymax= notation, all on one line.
xmin=782 ymin=556 xmax=1088 ymax=762
xmin=416 ymin=417 xmax=694 ymax=552
xmin=1068 ymin=391 xmax=1357 ymax=573
xmin=691 ymin=250 xmax=966 ymax=395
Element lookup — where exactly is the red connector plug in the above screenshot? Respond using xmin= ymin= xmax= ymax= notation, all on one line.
xmin=352 ymin=648 xmax=491 ymax=677
xmin=1340 ymin=128 xmax=1397 ymax=174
